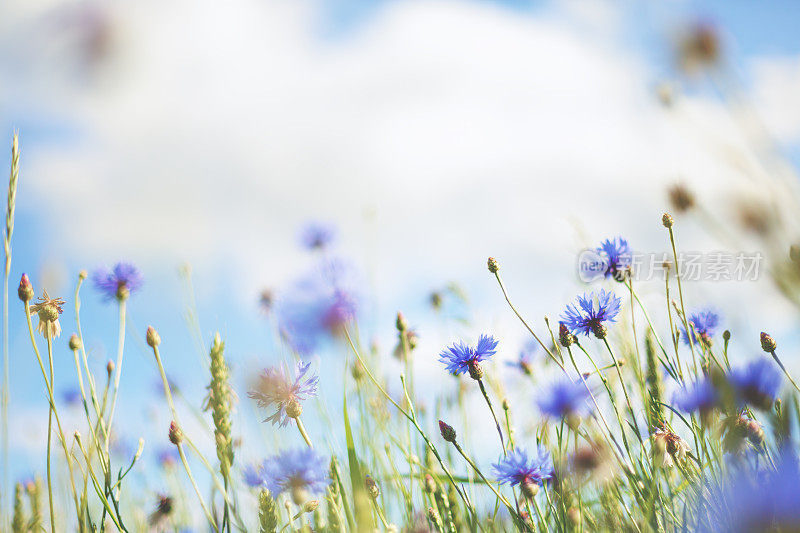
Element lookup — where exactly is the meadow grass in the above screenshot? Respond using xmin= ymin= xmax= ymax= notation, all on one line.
xmin=2 ymin=133 xmax=800 ymax=533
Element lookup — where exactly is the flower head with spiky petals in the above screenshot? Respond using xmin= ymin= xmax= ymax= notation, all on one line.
xmin=276 ymin=258 xmax=360 ymax=355
xmin=438 ymin=334 xmax=498 ymax=379
xmin=299 ymin=221 xmax=336 ymax=250
xmin=261 ymin=448 xmax=329 ymax=504
xmin=537 ymin=379 xmax=593 ymax=420
xmin=673 ymin=378 xmax=718 ymax=415
xmin=92 ymin=263 xmax=143 ymax=302
xmin=248 ymin=361 xmax=319 ymax=427
xmin=729 ymin=359 xmax=782 ymax=410
xmin=242 ymin=460 xmax=268 ymax=488
xmin=698 ymin=447 xmax=800 ymax=532
xmin=561 ymin=289 xmax=622 ymax=338
xmin=493 ymin=447 xmax=553 ymax=498
xmin=681 ymin=308 xmax=720 ymax=347
xmin=597 ymin=237 xmax=632 ymax=280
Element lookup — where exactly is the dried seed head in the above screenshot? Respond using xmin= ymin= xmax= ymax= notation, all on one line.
xmin=487 ymin=257 xmax=499 ymax=274
xmin=68 ymin=334 xmax=82 ymax=352
xmin=760 ymin=332 xmax=777 ymax=353
xmin=168 ymin=421 xmax=183 ymax=445
xmin=17 ymin=273 xmax=33 ymax=303
xmin=662 ymin=213 xmax=674 ymax=228
xmin=146 ymin=326 xmax=161 ymax=348
xmin=438 ymin=420 xmax=456 ymax=443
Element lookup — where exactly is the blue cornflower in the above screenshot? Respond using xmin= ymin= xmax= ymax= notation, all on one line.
xmin=276 ymin=258 xmax=360 ymax=355
xmin=262 ymin=448 xmax=329 ymax=504
xmin=61 ymin=388 xmax=81 ymax=407
xmin=506 ymin=339 xmax=538 ymax=376
xmin=92 ymin=262 xmax=143 ymax=301
xmin=493 ymin=447 xmax=553 ymax=498
xmin=729 ymin=359 xmax=782 ymax=410
xmin=699 ymin=447 xmax=800 ymax=532
xmin=673 ymin=378 xmax=718 ymax=415
xmin=561 ymin=289 xmax=622 ymax=338
xmin=299 ymin=221 xmax=336 ymax=250
xmin=597 ymin=237 xmax=632 ymax=280
xmin=248 ymin=361 xmax=319 ymax=427
xmin=242 ymin=460 xmax=267 ymax=488
xmin=681 ymin=308 xmax=720 ymax=347
xmin=156 ymin=447 xmax=179 ymax=468
xmin=537 ymin=379 xmax=593 ymax=420
xmin=438 ymin=334 xmax=498 ymax=379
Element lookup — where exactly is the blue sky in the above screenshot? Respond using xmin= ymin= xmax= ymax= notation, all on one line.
xmin=2 ymin=0 xmax=800 ymax=503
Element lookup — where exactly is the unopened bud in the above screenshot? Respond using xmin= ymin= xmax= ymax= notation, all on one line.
xmin=73 ymin=431 xmax=82 ymax=443
xmin=487 ymin=257 xmax=499 ymax=274
xmin=17 ymin=274 xmax=33 ymax=303
xmin=723 ymin=330 xmax=731 ymax=342
xmin=559 ymin=322 xmax=574 ymax=347
xmin=423 ymin=474 xmax=437 ymax=494
xmin=395 ymin=312 xmax=408 ymax=333
xmin=146 ymin=326 xmax=161 ymax=348
xmin=760 ymin=332 xmax=777 ymax=353
xmin=68 ymin=334 xmax=82 ymax=352
xmin=302 ymin=500 xmax=319 ymax=513
xmin=438 ymin=420 xmax=456 ymax=443
xmin=364 ymin=475 xmax=380 ymax=500
xmin=502 ymin=398 xmax=510 ymax=411
xmin=106 ymin=360 xmax=115 ymax=376
xmin=168 ymin=421 xmax=183 ymax=445
xmin=79 ymin=270 xmax=88 ymax=280
xmin=662 ymin=213 xmax=674 ymax=228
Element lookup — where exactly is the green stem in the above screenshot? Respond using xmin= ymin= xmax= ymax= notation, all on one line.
xmin=295 ymin=418 xmax=313 ymax=449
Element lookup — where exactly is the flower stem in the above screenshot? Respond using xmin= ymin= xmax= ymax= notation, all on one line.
xmin=296 ymin=418 xmax=313 ymax=448
xmin=477 ymin=379 xmax=505 ymax=454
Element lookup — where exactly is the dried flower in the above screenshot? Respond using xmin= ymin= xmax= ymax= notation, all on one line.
xmin=29 ymin=290 xmax=65 ymax=339
xmin=596 ymin=237 xmax=632 ymax=281
xmin=651 ymin=429 xmax=689 ymax=468
xmin=249 ymin=361 xmax=318 ymax=426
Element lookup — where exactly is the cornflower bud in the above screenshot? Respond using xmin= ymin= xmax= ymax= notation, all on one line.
xmin=146 ymin=326 xmax=161 ymax=348
xmin=17 ymin=273 xmax=33 ymax=303
xmin=438 ymin=420 xmax=456 ymax=443
xmin=68 ymin=334 xmax=82 ymax=352
xmin=662 ymin=213 xmax=674 ymax=228
xmin=168 ymin=421 xmax=183 ymax=445
xmin=487 ymin=257 xmax=499 ymax=273
xmin=760 ymin=332 xmax=777 ymax=353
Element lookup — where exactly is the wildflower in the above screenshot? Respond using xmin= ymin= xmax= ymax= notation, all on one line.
xmin=261 ymin=448 xmax=329 ymax=505
xmin=438 ymin=334 xmax=498 ymax=379
xmin=275 ymin=258 xmax=359 ymax=355
xmin=729 ymin=359 xmax=782 ymax=410
xmin=157 ymin=448 xmax=179 ymax=469
xmin=699 ymin=448 xmax=800 ymax=532
xmin=299 ymin=221 xmax=336 ymax=250
xmin=243 ymin=461 xmax=267 ymax=488
xmin=673 ymin=378 xmax=718 ymax=416
xmin=651 ymin=428 xmax=690 ymax=468
xmin=537 ymin=379 xmax=592 ymax=427
xmin=438 ymin=420 xmax=457 ymax=443
xmin=61 ymin=388 xmax=81 ymax=407
xmin=506 ymin=339 xmax=538 ymax=376
xmin=249 ymin=361 xmax=319 ymax=427
xmin=680 ymin=308 xmax=719 ymax=347
xmin=393 ymin=312 xmax=418 ymax=360
xmin=92 ymin=262 xmax=143 ymax=301
xmin=558 ymin=322 xmax=575 ymax=347
xmin=561 ymin=290 xmax=622 ymax=339
xmin=29 ymin=290 xmax=65 ymax=338
xmin=596 ymin=237 xmax=632 ymax=280
xmin=492 ymin=447 xmax=553 ymax=499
